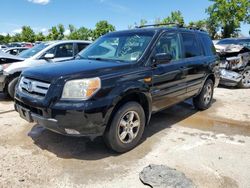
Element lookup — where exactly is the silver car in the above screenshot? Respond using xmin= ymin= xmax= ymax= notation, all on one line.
xmin=0 ymin=40 xmax=91 ymax=98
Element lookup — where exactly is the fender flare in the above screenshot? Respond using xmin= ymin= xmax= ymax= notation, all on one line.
xmin=103 ymin=81 xmax=152 ymax=127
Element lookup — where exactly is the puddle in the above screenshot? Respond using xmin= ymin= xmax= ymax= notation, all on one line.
xmin=179 ymin=114 xmax=250 ymax=137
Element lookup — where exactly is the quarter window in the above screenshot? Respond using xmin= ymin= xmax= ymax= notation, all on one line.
xmin=200 ymin=35 xmax=216 ymax=56
xmin=182 ymin=33 xmax=202 ymax=58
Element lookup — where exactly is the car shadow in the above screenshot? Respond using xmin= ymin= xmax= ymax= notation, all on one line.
xmin=28 ymin=99 xmax=202 ymax=160
xmin=0 ymin=93 xmax=11 ymax=102
xmin=218 ymin=85 xmax=249 ymax=90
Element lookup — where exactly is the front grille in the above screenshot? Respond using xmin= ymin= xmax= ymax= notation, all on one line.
xmin=19 ymin=77 xmax=50 ymax=97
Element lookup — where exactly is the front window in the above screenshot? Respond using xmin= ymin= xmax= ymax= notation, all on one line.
xmin=18 ymin=42 xmax=51 ymax=58
xmin=78 ymin=31 xmax=155 ymax=62
xmin=154 ymin=32 xmax=181 ymax=61
xmin=44 ymin=43 xmax=73 ymax=58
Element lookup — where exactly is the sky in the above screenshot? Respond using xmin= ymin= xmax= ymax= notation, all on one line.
xmin=0 ymin=0 xmax=249 ymax=36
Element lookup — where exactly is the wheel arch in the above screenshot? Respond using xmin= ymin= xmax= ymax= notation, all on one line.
xmin=195 ymin=73 xmax=216 ymax=97
xmin=105 ymin=90 xmax=152 ymax=132
xmin=4 ymin=72 xmax=21 ymax=91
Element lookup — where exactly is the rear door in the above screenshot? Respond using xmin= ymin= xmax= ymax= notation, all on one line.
xmin=151 ymin=32 xmax=188 ymax=112
xmin=180 ymin=32 xmax=206 ymax=97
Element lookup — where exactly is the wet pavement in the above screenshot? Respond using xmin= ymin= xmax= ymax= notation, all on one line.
xmin=0 ymin=88 xmax=249 ymax=188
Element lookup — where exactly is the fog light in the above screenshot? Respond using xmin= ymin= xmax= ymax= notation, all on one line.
xmin=65 ymin=129 xmax=80 ymax=135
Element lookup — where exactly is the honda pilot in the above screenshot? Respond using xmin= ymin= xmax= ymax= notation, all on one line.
xmin=15 ymin=25 xmax=220 ymax=153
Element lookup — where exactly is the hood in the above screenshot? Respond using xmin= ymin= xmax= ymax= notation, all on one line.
xmin=22 ymin=59 xmax=132 ymax=82
xmin=0 ymin=51 xmax=25 ymax=65
xmin=215 ymin=44 xmax=250 ymax=53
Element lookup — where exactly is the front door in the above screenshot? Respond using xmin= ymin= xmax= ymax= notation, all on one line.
xmin=37 ymin=43 xmax=74 ymax=65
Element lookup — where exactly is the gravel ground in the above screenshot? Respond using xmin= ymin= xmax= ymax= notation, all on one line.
xmin=0 ymin=87 xmax=249 ymax=188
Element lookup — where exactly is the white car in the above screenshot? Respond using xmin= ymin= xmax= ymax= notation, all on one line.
xmin=0 ymin=45 xmax=7 ymax=50
xmin=0 ymin=40 xmax=91 ymax=98
xmin=2 ymin=47 xmax=29 ymax=56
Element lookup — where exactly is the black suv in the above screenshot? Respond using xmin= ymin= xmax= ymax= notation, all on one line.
xmin=15 ymin=25 xmax=220 ymax=153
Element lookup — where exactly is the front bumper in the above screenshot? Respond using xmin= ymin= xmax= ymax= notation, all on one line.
xmin=0 ymin=74 xmax=6 ymax=92
xmin=219 ymin=69 xmax=242 ymax=87
xmin=15 ymin=98 xmax=110 ymax=137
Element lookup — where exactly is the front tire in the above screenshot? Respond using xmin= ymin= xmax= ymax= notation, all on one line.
xmin=8 ymin=77 xmax=19 ymax=99
xmin=104 ymin=102 xmax=145 ymax=153
xmin=193 ymin=79 xmax=214 ymax=110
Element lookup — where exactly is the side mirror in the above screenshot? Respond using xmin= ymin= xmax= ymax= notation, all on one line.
xmin=153 ymin=53 xmax=173 ymax=65
xmin=44 ymin=53 xmax=55 ymax=60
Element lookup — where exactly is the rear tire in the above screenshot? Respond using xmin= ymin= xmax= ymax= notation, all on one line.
xmin=238 ymin=66 xmax=250 ymax=88
xmin=7 ymin=77 xmax=19 ymax=99
xmin=193 ymin=79 xmax=214 ymax=110
xmin=104 ymin=102 xmax=145 ymax=153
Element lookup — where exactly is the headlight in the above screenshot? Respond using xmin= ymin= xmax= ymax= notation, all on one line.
xmin=62 ymin=77 xmax=101 ymax=100
xmin=2 ymin=64 xmax=10 ymax=70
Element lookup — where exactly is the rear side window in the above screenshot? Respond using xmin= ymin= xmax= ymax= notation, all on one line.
xmin=200 ymin=35 xmax=216 ymax=56
xmin=181 ymin=33 xmax=202 ymax=58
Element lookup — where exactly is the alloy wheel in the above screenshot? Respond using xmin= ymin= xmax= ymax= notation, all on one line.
xmin=117 ymin=111 xmax=140 ymax=144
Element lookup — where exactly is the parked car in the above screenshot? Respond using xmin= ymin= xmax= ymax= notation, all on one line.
xmin=21 ymin=42 xmax=33 ymax=48
xmin=2 ymin=47 xmax=29 ymax=56
xmin=7 ymin=42 xmax=22 ymax=48
xmin=15 ymin=25 xmax=220 ymax=153
xmin=216 ymin=37 xmax=250 ymax=48
xmin=0 ymin=40 xmax=91 ymax=98
xmin=215 ymin=37 xmax=250 ymax=88
xmin=0 ymin=45 xmax=7 ymax=49
xmin=0 ymin=51 xmax=25 ymax=65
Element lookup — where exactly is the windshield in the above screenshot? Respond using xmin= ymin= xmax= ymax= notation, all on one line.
xmin=18 ymin=43 xmax=50 ymax=58
xmin=78 ymin=31 xmax=155 ymax=62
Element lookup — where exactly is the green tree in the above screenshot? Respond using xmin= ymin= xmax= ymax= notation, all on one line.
xmin=188 ymin=20 xmax=207 ymax=29
xmin=206 ymin=0 xmax=250 ymax=38
xmin=47 ymin=26 xmax=60 ymax=40
xmin=4 ymin=34 xmax=11 ymax=44
xmin=35 ymin=32 xmax=46 ymax=41
xmin=206 ymin=17 xmax=220 ymax=39
xmin=67 ymin=24 xmax=78 ymax=39
xmin=92 ymin=20 xmax=115 ymax=40
xmin=77 ymin=27 xmax=91 ymax=40
xmin=57 ymin=24 xmax=65 ymax=40
xmin=0 ymin=35 xmax=5 ymax=44
xmin=11 ymin=33 xmax=22 ymax=42
xmin=21 ymin=26 xmax=35 ymax=42
xmin=161 ymin=11 xmax=185 ymax=26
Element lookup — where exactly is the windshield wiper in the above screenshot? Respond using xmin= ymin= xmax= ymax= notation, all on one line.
xmin=87 ymin=57 xmax=105 ymax=61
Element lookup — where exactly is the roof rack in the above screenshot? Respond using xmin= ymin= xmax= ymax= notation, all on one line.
xmin=136 ymin=22 xmax=183 ymax=29
xmin=135 ymin=22 xmax=206 ymax=32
